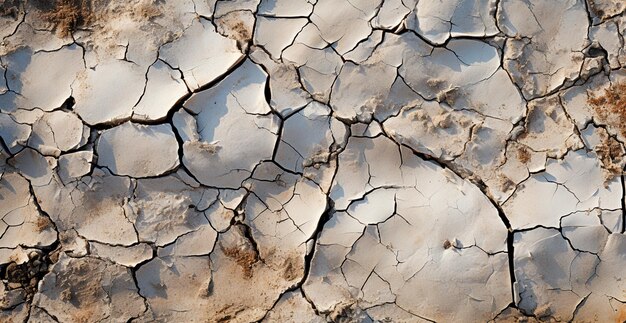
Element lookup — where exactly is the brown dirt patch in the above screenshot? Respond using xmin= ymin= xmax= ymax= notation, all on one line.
xmin=196 ymin=141 xmax=221 ymax=154
xmin=228 ymin=20 xmax=250 ymax=42
xmin=328 ymin=301 xmax=363 ymax=323
xmin=32 ymin=0 xmax=162 ymax=38
xmin=135 ymin=2 xmax=160 ymax=20
xmin=588 ymin=81 xmax=626 ymax=182
xmin=222 ymin=245 xmax=258 ymax=279
xmin=35 ymin=0 xmax=96 ymax=37
xmin=281 ymin=256 xmax=302 ymax=281
xmin=215 ymin=11 xmax=253 ymax=50
xmin=55 ymin=259 xmax=106 ymax=309
xmin=589 ymin=82 xmax=626 ymax=138
xmin=595 ymin=134 xmax=624 ymax=183
xmin=517 ymin=146 xmax=531 ymax=164
xmin=616 ymin=304 xmax=626 ymax=323
xmin=71 ymin=307 xmax=96 ymax=323
xmin=498 ymin=175 xmax=515 ymax=193
xmin=35 ymin=216 xmax=51 ymax=232
xmin=0 ymin=0 xmax=21 ymax=19
xmin=214 ymin=304 xmax=245 ymax=322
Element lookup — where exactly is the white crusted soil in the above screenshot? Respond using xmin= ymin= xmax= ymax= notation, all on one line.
xmin=0 ymin=0 xmax=625 ymax=322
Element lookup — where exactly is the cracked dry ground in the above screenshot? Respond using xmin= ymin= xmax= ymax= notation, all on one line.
xmin=1 ymin=0 xmax=626 ymax=322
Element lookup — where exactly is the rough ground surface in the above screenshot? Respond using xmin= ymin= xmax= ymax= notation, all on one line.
xmin=0 ymin=0 xmax=625 ymax=322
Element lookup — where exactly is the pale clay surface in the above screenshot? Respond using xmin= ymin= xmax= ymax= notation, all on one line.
xmin=0 ymin=0 xmax=625 ymax=322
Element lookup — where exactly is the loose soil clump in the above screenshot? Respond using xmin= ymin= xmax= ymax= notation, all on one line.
xmin=2 ymin=251 xmax=50 ymax=299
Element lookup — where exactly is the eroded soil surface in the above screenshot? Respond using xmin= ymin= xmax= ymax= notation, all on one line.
xmin=0 ymin=0 xmax=625 ymax=322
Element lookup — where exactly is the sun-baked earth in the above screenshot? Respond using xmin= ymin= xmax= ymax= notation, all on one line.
xmin=0 ymin=0 xmax=625 ymax=322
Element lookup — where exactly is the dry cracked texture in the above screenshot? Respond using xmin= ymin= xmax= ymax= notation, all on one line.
xmin=0 ymin=0 xmax=625 ymax=322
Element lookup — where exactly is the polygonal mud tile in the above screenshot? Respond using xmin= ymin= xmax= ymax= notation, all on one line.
xmin=561 ymin=211 xmax=610 ymax=254
xmin=215 ymin=10 xmax=255 ymax=50
xmin=384 ymin=101 xmax=478 ymax=160
xmin=179 ymin=59 xmax=280 ymax=189
xmin=283 ymin=37 xmax=343 ymax=103
xmin=0 ymin=113 xmax=31 ymax=154
xmin=330 ymin=61 xmax=398 ymax=121
xmin=587 ymin=0 xmax=626 ymax=23
xmin=96 ymin=122 xmax=179 ymax=178
xmin=73 ymin=59 xmax=146 ymax=125
xmin=590 ymin=19 xmax=624 ymax=69
xmin=0 ymin=172 xmax=57 ymax=250
xmin=9 ymin=148 xmax=56 ymax=187
xmin=0 ymin=45 xmax=83 ymax=113
xmin=504 ymin=150 xmax=622 ymax=230
xmin=249 ymin=48 xmax=311 ymax=117
xmin=28 ymin=110 xmax=87 ymax=157
xmin=499 ymin=0 xmax=589 ymax=99
xmin=310 ymin=0 xmax=381 ymax=55
xmin=274 ymin=102 xmax=346 ymax=173
xmin=262 ymin=290 xmax=324 ymax=322
xmin=513 ymin=228 xmax=626 ymax=321
xmin=159 ymin=18 xmax=244 ymax=91
xmin=243 ymin=162 xmax=327 ymax=273
xmin=128 ymin=174 xmax=218 ymax=246
xmin=33 ymin=254 xmax=146 ymax=322
xmin=372 ymin=0 xmax=411 ymax=30
xmin=517 ymin=95 xmax=583 ymax=158
xmin=407 ymin=0 xmax=498 ymax=45
xmin=34 ymin=168 xmax=139 ymax=246
xmin=57 ymin=151 xmax=93 ymax=184
xmin=132 ymin=60 xmax=189 ymax=122
xmin=254 ymin=16 xmax=308 ymax=59
xmin=137 ymin=224 xmax=299 ymax=322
